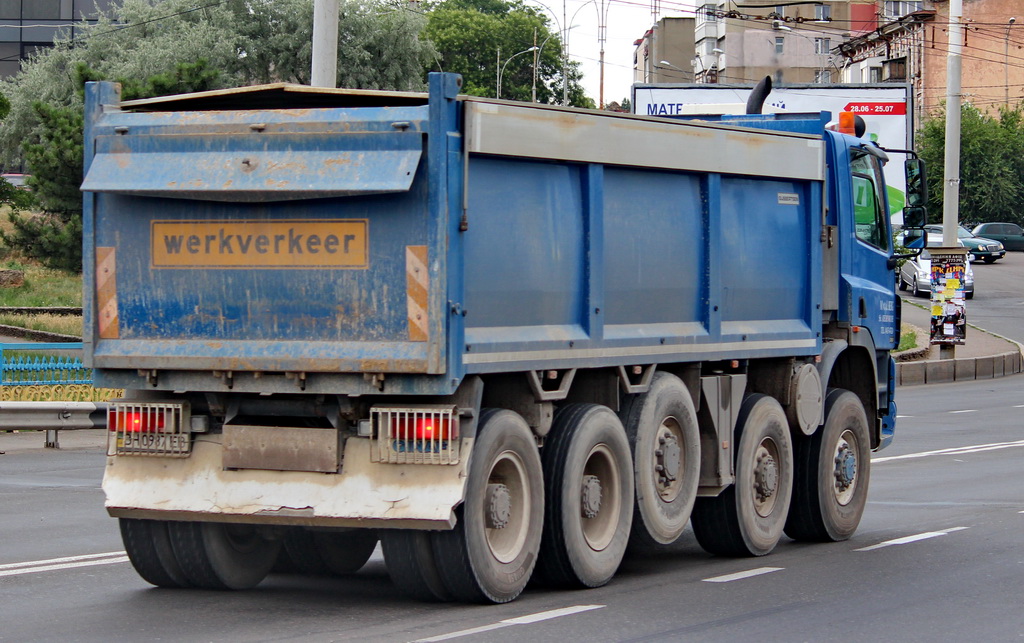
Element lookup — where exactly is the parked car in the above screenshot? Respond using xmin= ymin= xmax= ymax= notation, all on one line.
xmin=898 ymin=244 xmax=975 ymax=299
xmin=922 ymin=224 xmax=1005 ymax=263
xmin=972 ymin=222 xmax=1024 ymax=251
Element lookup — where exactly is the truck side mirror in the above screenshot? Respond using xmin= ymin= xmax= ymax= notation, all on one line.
xmin=902 ymin=205 xmax=927 ymax=229
xmin=905 ymin=158 xmax=927 ymax=206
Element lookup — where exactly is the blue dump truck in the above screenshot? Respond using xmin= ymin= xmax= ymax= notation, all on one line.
xmin=84 ymin=73 xmax=926 ymax=603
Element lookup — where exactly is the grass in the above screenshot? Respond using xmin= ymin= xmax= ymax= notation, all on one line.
xmin=0 ymin=263 xmax=81 ymax=308
xmin=0 ymin=206 xmax=82 ymax=334
xmin=898 ymin=323 xmax=919 ymax=352
xmin=0 ymin=313 xmax=82 ymax=337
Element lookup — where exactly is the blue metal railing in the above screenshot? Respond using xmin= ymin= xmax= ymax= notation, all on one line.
xmin=0 ymin=343 xmax=91 ymax=386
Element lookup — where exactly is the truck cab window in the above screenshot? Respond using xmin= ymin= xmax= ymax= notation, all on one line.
xmin=850 ymin=152 xmax=889 ymax=252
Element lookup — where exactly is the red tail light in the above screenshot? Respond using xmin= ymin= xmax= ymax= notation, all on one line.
xmin=109 ymin=410 xmax=166 ymax=433
xmin=393 ymin=416 xmax=455 ymax=441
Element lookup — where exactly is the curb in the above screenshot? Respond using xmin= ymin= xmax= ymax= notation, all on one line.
xmin=897 ymin=350 xmax=1023 ymax=386
xmin=896 ymin=323 xmax=1024 ymax=386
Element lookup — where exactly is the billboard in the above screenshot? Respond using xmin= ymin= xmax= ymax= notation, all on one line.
xmin=631 ymin=84 xmax=914 ymax=224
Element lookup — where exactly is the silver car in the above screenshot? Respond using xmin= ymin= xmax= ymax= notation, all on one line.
xmin=897 ymin=246 xmax=975 ymax=299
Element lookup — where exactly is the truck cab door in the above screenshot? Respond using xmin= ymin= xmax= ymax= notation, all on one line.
xmin=846 ymin=148 xmax=897 ymax=350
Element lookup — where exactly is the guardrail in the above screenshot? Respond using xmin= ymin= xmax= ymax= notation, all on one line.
xmin=0 ymin=401 xmax=107 ymax=448
xmin=0 ymin=343 xmax=91 ymax=386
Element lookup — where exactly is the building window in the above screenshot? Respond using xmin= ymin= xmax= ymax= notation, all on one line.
xmin=775 ymin=36 xmax=785 ymax=54
xmin=814 ymin=37 xmax=831 ymax=54
xmin=697 ymin=3 xmax=717 ymax=25
xmin=23 ymin=0 xmax=61 ymax=20
xmin=883 ymin=56 xmax=907 ymax=81
xmin=815 ymin=69 xmax=833 ymax=84
xmin=883 ymin=1 xmax=922 ymax=20
xmin=815 ymin=4 xmax=831 ymax=21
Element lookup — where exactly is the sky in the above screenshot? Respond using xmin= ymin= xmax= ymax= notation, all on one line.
xmin=525 ymin=0 xmax=699 ymax=105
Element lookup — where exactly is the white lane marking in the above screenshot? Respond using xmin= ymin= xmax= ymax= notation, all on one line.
xmin=412 ymin=605 xmax=605 ymax=642
xmin=0 ymin=551 xmax=126 ymax=571
xmin=896 ymin=415 xmax=913 ymax=418
xmin=1014 ymin=405 xmax=1024 ymax=408
xmin=703 ymin=567 xmax=784 ymax=583
xmin=501 ymin=605 xmax=605 ymax=624
xmin=873 ymin=440 xmax=1024 ymax=464
xmin=0 ymin=555 xmax=129 ymax=577
xmin=948 ymin=409 xmax=977 ymax=414
xmin=854 ymin=527 xmax=969 ymax=552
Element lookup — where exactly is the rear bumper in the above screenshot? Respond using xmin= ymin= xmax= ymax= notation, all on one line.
xmin=103 ymin=435 xmax=471 ymax=529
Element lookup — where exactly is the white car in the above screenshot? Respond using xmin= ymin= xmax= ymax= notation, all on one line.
xmin=897 ymin=245 xmax=975 ymax=299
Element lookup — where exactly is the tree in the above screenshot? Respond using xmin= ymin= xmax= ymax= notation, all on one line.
xmin=0 ymin=0 xmax=435 ymax=271
xmin=916 ymin=102 xmax=1024 ymax=228
xmin=424 ymin=0 xmax=592 ymax=106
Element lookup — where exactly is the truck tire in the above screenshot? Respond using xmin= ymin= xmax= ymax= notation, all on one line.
xmin=785 ymin=388 xmax=871 ymax=542
xmin=536 ymin=403 xmax=633 ymax=588
xmin=431 ymin=409 xmax=543 ymax=603
xmin=381 ymin=530 xmax=452 ymax=602
xmin=119 ymin=518 xmax=192 ymax=588
xmin=619 ymin=372 xmax=700 ymax=550
xmin=283 ymin=528 xmax=378 ymax=576
xmin=692 ymin=394 xmax=793 ymax=557
xmin=167 ymin=521 xmax=281 ymax=590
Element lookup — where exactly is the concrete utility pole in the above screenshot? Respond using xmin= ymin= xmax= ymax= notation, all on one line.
xmin=940 ymin=0 xmax=964 ymax=360
xmin=311 ymin=0 xmax=339 ymax=88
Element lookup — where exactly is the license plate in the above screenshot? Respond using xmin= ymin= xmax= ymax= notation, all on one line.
xmin=115 ymin=432 xmax=191 ymax=456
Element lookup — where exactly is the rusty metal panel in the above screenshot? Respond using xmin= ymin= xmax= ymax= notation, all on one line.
xmin=222 ymin=425 xmax=339 ymax=473
xmin=81 ymin=132 xmax=422 ymax=202
xmin=464 ymin=100 xmax=824 ymax=182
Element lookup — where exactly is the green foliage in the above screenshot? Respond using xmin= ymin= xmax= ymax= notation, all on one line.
xmin=119 ymin=58 xmax=223 ymax=101
xmin=916 ymin=102 xmax=1024 ymax=227
xmin=424 ymin=0 xmax=591 ymax=106
xmin=0 ymin=0 xmax=436 ymax=272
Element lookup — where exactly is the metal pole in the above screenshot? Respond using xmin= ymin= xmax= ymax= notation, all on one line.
xmin=940 ymin=0 xmax=964 ymax=360
xmin=311 ymin=0 xmax=339 ymax=87
xmin=532 ymin=28 xmax=538 ymax=103
xmin=1006 ymin=18 xmax=1016 ymax=106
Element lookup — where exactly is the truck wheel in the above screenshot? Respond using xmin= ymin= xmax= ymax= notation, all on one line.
xmin=283 ymin=528 xmax=378 ymax=576
xmin=785 ymin=389 xmax=870 ymax=542
xmin=381 ymin=530 xmax=452 ymax=602
xmin=119 ymin=518 xmax=191 ymax=588
xmin=619 ymin=372 xmax=700 ymax=550
xmin=168 ymin=521 xmax=281 ymax=590
xmin=692 ymin=394 xmax=793 ymax=557
xmin=536 ymin=403 xmax=633 ymax=588
xmin=431 ymin=409 xmax=543 ymax=603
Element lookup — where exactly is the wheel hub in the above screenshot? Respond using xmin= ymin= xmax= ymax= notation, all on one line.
xmin=834 ymin=444 xmax=857 ymax=491
xmin=655 ymin=434 xmax=681 ymax=487
xmin=753 ymin=449 xmax=778 ymax=502
xmin=580 ymin=474 xmax=603 ymax=519
xmin=485 ymin=483 xmax=512 ymax=529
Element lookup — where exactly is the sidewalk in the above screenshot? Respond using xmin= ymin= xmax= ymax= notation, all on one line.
xmin=896 ymin=297 xmax=1023 ymax=386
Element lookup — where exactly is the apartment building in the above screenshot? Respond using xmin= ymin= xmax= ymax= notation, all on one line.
xmin=633 ymin=1 xmax=934 ymax=87
xmin=838 ymin=0 xmax=1021 ymax=126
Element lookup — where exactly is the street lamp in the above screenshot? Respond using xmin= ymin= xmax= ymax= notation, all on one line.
xmin=1006 ymin=17 xmax=1016 ymax=106
xmin=498 ymin=46 xmax=539 ymax=100
xmin=526 ymin=0 xmax=595 ymax=105
xmin=657 ymin=60 xmax=690 ymax=82
xmin=534 ymin=29 xmax=569 ymax=102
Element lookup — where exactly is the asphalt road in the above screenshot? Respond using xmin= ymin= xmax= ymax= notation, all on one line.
xmin=2 ymin=373 xmax=1022 ymax=642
